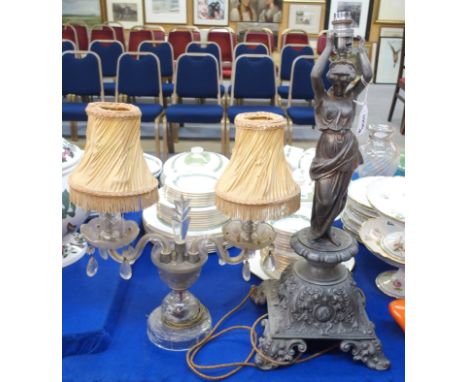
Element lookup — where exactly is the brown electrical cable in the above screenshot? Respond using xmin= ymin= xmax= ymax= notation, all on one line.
xmin=186 ymin=286 xmax=339 ymax=380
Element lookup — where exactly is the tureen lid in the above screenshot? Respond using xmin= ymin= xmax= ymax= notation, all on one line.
xmin=162 ymin=147 xmax=229 ymax=178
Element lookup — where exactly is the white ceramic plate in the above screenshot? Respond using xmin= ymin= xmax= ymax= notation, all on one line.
xmin=367 ymin=176 xmax=405 ymax=223
xmin=347 ymin=176 xmax=385 ymax=208
xmin=62 ymin=232 xmax=88 ymax=268
xmin=144 ymin=153 xmax=163 ymax=178
xmin=284 ymin=145 xmax=305 ymax=171
xmin=298 ymin=147 xmax=317 ymax=173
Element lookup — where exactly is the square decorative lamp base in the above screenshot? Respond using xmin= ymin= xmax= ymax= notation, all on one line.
xmin=252 ymin=227 xmax=391 ymax=371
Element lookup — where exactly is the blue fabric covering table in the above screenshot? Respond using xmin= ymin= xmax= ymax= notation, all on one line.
xmin=62 ymin=220 xmax=404 ymax=382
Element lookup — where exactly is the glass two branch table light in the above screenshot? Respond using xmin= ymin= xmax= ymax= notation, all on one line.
xmin=68 ymin=102 xmax=213 ymax=350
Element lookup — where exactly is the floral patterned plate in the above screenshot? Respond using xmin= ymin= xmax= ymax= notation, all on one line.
xmin=62 ymin=232 xmax=88 ymax=268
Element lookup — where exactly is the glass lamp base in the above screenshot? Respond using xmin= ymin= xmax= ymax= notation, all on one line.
xmin=147 ymin=293 xmax=212 ymax=351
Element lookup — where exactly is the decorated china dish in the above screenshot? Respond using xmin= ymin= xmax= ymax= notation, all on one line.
xmin=62 ymin=232 xmax=88 ymax=268
xmin=62 ymin=139 xmax=89 ymax=241
xmin=367 ymin=176 xmax=405 ymax=223
xmin=381 ymin=231 xmax=405 ymax=261
xmin=359 ymin=217 xmax=405 ymax=298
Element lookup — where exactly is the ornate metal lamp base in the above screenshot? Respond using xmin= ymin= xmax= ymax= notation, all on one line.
xmin=252 ymin=227 xmax=390 ymax=371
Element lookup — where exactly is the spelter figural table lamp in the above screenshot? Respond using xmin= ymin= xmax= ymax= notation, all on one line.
xmin=69 ymin=102 xmax=212 ymax=351
xmin=250 ymin=12 xmax=391 ymax=370
xmin=210 ymin=112 xmax=301 ymax=276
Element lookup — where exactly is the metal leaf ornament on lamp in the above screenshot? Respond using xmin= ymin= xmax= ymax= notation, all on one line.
xmin=213 ymin=112 xmax=301 ymax=280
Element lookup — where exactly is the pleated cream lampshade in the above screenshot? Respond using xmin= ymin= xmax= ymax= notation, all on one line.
xmin=215 ymin=112 xmax=300 ymax=221
xmin=68 ymin=102 xmax=158 ymax=213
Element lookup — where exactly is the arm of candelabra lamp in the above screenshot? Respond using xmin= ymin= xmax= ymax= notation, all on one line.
xmin=188 ymin=236 xmax=250 ymax=265
xmin=107 ymin=233 xmax=172 ymax=265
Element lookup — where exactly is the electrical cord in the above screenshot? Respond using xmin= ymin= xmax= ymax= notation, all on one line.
xmin=186 ymin=286 xmax=338 ymax=380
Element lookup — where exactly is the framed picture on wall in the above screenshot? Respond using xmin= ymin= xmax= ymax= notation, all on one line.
xmin=194 ymin=0 xmax=229 ymax=26
xmin=380 ymin=27 xmax=404 ymax=38
xmin=143 ymin=0 xmax=187 ymax=24
xmin=374 ymin=36 xmax=403 ymax=84
xmin=106 ymin=0 xmax=143 ymax=28
xmin=376 ymin=0 xmax=404 ymax=24
xmin=62 ymin=0 xmax=103 ymax=25
xmin=230 ymin=0 xmax=283 ymax=23
xmin=325 ymin=0 xmax=372 ymax=40
xmin=287 ymin=2 xmax=325 ymax=36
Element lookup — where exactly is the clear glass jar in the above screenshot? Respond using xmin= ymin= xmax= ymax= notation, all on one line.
xmin=358 ymin=124 xmax=400 ymax=177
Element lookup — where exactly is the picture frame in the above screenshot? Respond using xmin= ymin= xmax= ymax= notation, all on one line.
xmin=105 ymin=0 xmax=143 ymax=29
xmin=380 ymin=26 xmax=404 ymax=38
xmin=194 ymin=0 xmax=229 ymax=26
xmin=374 ymin=36 xmax=403 ymax=84
xmin=376 ymin=0 xmax=404 ymax=24
xmin=229 ymin=0 xmax=283 ymax=24
xmin=62 ymin=0 xmax=104 ymax=25
xmin=325 ymin=0 xmax=372 ymax=40
xmin=143 ymin=0 xmax=187 ymax=24
xmin=287 ymin=2 xmax=325 ymax=37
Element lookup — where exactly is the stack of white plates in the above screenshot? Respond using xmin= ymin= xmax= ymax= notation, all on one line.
xmin=271 ymin=205 xmax=311 ymax=253
xmin=142 ymin=206 xmax=231 ymax=253
xmin=143 ymin=147 xmax=231 ymax=251
xmin=161 ymin=146 xmax=229 ymax=184
xmin=164 ymin=172 xmax=218 ymax=208
xmin=342 ymin=176 xmax=384 ymax=240
xmin=157 ymin=188 xmax=228 ymax=231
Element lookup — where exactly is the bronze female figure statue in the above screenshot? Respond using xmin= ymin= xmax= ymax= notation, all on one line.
xmin=310 ymin=31 xmax=372 ymax=245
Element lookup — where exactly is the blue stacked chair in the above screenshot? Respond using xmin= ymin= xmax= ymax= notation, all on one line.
xmin=186 ymin=42 xmax=225 ymax=97
xmin=278 ymin=44 xmax=314 ymax=101
xmin=116 ymin=52 xmax=165 ymax=156
xmin=227 ymin=54 xmax=284 ymax=126
xmin=62 ymin=51 xmax=104 ymax=140
xmin=285 ymin=55 xmax=316 ymax=144
xmin=90 ymin=40 xmax=124 ymax=96
xmin=233 ymin=42 xmax=269 ymax=59
xmin=165 ymin=53 xmax=226 ymax=158
xmin=62 ymin=39 xmax=76 ymax=52
xmin=138 ymin=41 xmax=175 ymax=100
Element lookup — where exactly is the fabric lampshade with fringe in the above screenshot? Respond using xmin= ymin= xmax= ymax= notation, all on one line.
xmin=215 ymin=112 xmax=300 ymax=221
xmin=68 ymin=102 xmax=158 ymax=213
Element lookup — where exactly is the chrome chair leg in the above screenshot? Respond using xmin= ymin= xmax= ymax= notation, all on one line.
xmin=162 ymin=115 xmax=169 ymax=161
xmin=155 ymin=115 xmax=161 ymax=159
xmin=70 ymin=121 xmax=78 ymax=141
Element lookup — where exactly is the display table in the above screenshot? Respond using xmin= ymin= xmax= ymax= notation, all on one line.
xmin=62 ymin=221 xmax=404 ymax=382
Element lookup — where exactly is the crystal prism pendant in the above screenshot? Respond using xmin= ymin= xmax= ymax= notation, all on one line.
xmin=242 ymin=259 xmax=251 ymax=282
xmin=86 ymin=255 xmax=98 ymax=277
xmin=120 ymin=258 xmax=132 ymax=280
xmin=265 ymin=250 xmax=276 ymax=273
xmin=218 ymin=257 xmax=226 ymax=266
xmin=99 ymin=249 xmax=109 ymax=260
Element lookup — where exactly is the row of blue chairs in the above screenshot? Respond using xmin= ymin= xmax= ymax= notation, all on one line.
xmin=62 ymin=39 xmax=326 ymax=103
xmin=63 ymin=50 xmax=327 ymax=158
